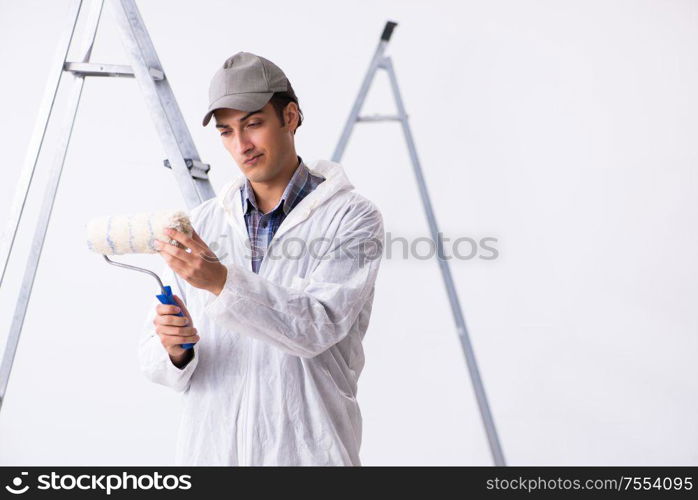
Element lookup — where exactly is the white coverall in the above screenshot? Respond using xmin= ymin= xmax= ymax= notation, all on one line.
xmin=139 ymin=159 xmax=385 ymax=466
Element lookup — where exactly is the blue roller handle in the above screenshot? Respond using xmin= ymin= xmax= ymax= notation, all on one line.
xmin=156 ymin=285 xmax=195 ymax=350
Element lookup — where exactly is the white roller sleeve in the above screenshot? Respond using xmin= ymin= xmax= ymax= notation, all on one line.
xmin=85 ymin=210 xmax=193 ymax=255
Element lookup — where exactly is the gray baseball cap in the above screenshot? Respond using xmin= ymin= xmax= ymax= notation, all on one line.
xmin=202 ymin=51 xmax=291 ymax=127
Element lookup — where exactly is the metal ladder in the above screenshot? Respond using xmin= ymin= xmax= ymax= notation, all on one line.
xmin=332 ymin=21 xmax=507 ymax=466
xmin=0 ymin=0 xmax=215 ymax=413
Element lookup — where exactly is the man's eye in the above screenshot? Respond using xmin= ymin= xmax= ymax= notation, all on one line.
xmin=247 ymin=122 xmax=260 ymax=127
xmin=220 ymin=131 xmax=230 ymax=136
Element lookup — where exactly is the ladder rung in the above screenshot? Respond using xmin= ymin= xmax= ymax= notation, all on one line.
xmin=64 ymin=62 xmax=134 ymax=77
xmin=63 ymin=62 xmax=164 ymax=81
xmin=377 ymin=56 xmax=391 ymax=69
xmin=357 ymin=114 xmax=404 ymax=122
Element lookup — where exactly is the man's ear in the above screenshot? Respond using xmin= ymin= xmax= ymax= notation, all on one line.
xmin=284 ymin=102 xmax=299 ymax=134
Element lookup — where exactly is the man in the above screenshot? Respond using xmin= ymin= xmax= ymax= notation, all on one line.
xmin=139 ymin=51 xmax=385 ymax=466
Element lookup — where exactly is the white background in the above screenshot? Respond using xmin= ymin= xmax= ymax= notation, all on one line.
xmin=0 ymin=0 xmax=697 ymax=465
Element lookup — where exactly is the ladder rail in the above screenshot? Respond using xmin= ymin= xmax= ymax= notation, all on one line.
xmin=109 ymin=0 xmax=215 ymax=207
xmin=0 ymin=0 xmax=105 ymax=412
xmin=0 ymin=0 xmax=84 ymax=289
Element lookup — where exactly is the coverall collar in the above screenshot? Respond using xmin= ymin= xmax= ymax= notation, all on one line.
xmin=216 ymin=158 xmax=354 ymax=242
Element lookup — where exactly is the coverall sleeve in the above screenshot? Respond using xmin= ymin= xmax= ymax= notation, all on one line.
xmin=203 ymin=199 xmax=384 ymax=358
xmin=138 ymin=262 xmax=200 ymax=392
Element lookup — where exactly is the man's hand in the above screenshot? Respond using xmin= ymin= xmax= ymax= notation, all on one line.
xmin=154 ymin=228 xmax=228 ymax=296
xmin=153 ymin=294 xmax=199 ymax=365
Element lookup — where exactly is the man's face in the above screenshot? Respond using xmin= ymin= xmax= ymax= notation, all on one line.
xmin=213 ymin=101 xmax=298 ymax=183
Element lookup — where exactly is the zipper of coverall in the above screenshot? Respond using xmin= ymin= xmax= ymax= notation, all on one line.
xmin=237 ymin=210 xmax=253 ymax=466
xmin=238 ymin=201 xmax=317 ymax=462
xmin=238 ymin=229 xmax=275 ymax=463
xmin=238 ymin=219 xmax=278 ymax=465
xmin=239 ymin=343 xmax=251 ymax=465
xmin=238 ymin=222 xmax=284 ymax=462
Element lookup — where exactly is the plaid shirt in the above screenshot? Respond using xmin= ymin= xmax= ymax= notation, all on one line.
xmin=240 ymin=156 xmax=325 ymax=273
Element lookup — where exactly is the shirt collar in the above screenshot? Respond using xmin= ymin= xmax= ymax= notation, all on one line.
xmin=241 ymin=155 xmax=308 ymax=216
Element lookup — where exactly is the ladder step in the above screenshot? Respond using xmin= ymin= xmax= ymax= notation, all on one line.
xmin=63 ymin=62 xmax=164 ymax=81
xmin=357 ymin=114 xmax=404 ymax=122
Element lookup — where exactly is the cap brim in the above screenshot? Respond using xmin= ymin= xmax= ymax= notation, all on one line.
xmin=202 ymin=92 xmax=274 ymax=126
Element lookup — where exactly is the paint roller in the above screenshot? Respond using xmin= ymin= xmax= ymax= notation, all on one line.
xmin=85 ymin=210 xmax=196 ymax=350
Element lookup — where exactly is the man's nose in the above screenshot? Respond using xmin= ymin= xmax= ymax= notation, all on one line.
xmin=234 ymin=133 xmax=254 ymax=156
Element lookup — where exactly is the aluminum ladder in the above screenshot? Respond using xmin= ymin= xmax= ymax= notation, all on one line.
xmin=0 ymin=0 xmax=215 ymax=414
xmin=332 ymin=21 xmax=507 ymax=466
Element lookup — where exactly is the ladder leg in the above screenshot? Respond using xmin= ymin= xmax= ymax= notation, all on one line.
xmin=108 ymin=0 xmax=215 ymax=208
xmin=383 ymin=57 xmax=506 ymax=466
xmin=332 ymin=21 xmax=507 ymax=465
xmin=0 ymin=0 xmax=105 ymax=413
xmin=0 ymin=0 xmax=84 ymax=288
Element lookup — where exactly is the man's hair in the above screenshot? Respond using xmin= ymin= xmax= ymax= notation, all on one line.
xmin=269 ymin=82 xmax=303 ymax=135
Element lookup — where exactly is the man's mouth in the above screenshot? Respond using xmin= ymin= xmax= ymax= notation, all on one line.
xmin=245 ymin=154 xmax=262 ymax=165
